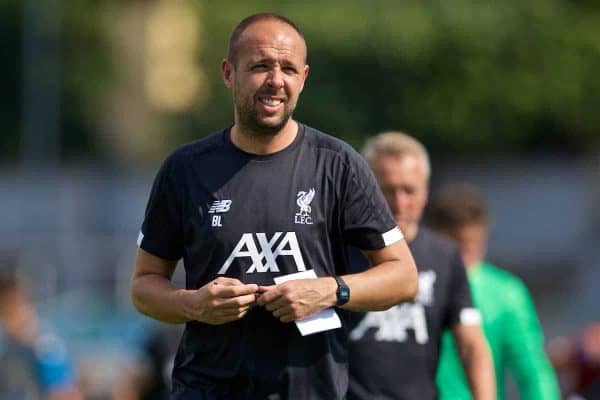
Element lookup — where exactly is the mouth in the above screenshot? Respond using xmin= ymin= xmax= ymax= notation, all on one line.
xmin=258 ymin=97 xmax=284 ymax=107
xmin=256 ymin=94 xmax=287 ymax=115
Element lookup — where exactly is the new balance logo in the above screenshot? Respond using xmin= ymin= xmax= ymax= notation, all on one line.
xmin=218 ymin=232 xmax=306 ymax=274
xmin=208 ymin=200 xmax=232 ymax=214
xmin=208 ymin=200 xmax=231 ymax=227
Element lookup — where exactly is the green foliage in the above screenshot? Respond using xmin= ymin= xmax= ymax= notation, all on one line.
xmin=189 ymin=0 xmax=600 ymax=156
xmin=0 ymin=0 xmax=21 ymax=162
xmin=2 ymin=0 xmax=600 ymax=161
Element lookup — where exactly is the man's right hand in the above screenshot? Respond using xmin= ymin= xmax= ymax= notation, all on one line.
xmin=181 ymin=277 xmax=259 ymax=325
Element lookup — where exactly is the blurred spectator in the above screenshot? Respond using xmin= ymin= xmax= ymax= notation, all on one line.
xmin=430 ymin=184 xmax=560 ymax=400
xmin=111 ymin=324 xmax=183 ymax=400
xmin=345 ymin=132 xmax=494 ymax=400
xmin=0 ymin=257 xmax=82 ymax=400
xmin=548 ymin=322 xmax=600 ymax=399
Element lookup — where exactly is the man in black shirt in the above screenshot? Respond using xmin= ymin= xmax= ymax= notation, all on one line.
xmin=346 ymin=132 xmax=495 ymax=400
xmin=130 ymin=13 xmax=418 ymax=400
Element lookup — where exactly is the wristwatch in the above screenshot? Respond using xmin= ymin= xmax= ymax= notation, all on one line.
xmin=334 ymin=276 xmax=350 ymax=306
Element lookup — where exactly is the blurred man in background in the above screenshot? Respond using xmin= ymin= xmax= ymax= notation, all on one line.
xmin=548 ymin=321 xmax=600 ymax=399
xmin=111 ymin=324 xmax=183 ymax=400
xmin=431 ymin=183 xmax=560 ymax=400
xmin=0 ymin=258 xmax=82 ymax=400
xmin=346 ymin=132 xmax=495 ymax=400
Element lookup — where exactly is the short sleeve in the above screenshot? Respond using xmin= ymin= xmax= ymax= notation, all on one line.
xmin=445 ymin=250 xmax=478 ymax=328
xmin=137 ymin=155 xmax=184 ymax=261
xmin=341 ymin=153 xmax=402 ymax=250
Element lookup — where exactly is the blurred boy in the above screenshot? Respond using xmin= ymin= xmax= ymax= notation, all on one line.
xmin=430 ymin=183 xmax=560 ymax=400
xmin=0 ymin=261 xmax=82 ymax=400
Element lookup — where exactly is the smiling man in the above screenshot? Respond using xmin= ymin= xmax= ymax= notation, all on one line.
xmin=130 ymin=13 xmax=417 ymax=400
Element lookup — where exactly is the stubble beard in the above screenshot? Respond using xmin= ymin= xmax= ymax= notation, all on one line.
xmin=234 ymin=92 xmax=295 ymax=138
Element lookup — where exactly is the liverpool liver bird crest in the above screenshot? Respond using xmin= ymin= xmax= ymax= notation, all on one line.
xmin=296 ymin=188 xmax=315 ymax=216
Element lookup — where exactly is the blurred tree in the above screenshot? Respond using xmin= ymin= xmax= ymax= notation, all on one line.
xmin=2 ymin=0 xmax=599 ymax=163
xmin=60 ymin=0 xmax=113 ymax=161
xmin=181 ymin=0 xmax=600 ymax=158
xmin=0 ymin=0 xmax=21 ymax=164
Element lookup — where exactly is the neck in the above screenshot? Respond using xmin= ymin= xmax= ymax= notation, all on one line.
xmin=230 ymin=119 xmax=298 ymax=155
xmin=403 ymin=223 xmax=419 ymax=243
xmin=466 ymin=258 xmax=483 ymax=271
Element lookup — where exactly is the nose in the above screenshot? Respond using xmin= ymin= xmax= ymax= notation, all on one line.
xmin=267 ymin=67 xmax=284 ymax=89
xmin=391 ymin=190 xmax=409 ymax=211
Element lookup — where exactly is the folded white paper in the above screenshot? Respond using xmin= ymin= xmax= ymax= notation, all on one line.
xmin=273 ymin=270 xmax=342 ymax=336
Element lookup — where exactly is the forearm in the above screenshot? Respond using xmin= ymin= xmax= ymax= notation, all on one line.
xmin=49 ymin=386 xmax=84 ymax=400
xmin=131 ymin=273 xmax=191 ymax=324
xmin=460 ymin=338 xmax=496 ymax=400
xmin=257 ymin=258 xmax=416 ymax=322
xmin=341 ymin=258 xmax=418 ymax=312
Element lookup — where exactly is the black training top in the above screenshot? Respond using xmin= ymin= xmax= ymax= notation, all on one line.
xmin=346 ymin=226 xmax=475 ymax=400
xmin=138 ymin=123 xmax=402 ymax=400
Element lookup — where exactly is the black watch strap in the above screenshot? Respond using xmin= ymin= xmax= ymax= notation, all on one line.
xmin=334 ymin=276 xmax=350 ymax=306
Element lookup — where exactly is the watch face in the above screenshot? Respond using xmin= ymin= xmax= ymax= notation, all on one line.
xmin=335 ymin=276 xmax=350 ymax=305
xmin=340 ymin=287 xmax=350 ymax=300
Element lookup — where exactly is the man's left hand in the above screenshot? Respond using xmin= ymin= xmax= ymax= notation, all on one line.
xmin=257 ymin=278 xmax=337 ymax=322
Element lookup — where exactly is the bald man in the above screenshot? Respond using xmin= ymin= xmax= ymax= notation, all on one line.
xmin=130 ymin=13 xmax=417 ymax=400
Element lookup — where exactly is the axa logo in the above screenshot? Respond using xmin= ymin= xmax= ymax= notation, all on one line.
xmin=416 ymin=270 xmax=436 ymax=306
xmin=218 ymin=232 xmax=306 ymax=274
xmin=349 ymin=270 xmax=437 ymax=344
xmin=295 ymin=188 xmax=315 ymax=225
xmin=349 ymin=303 xmax=429 ymax=344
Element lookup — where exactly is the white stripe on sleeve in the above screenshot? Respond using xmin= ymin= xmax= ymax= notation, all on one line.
xmin=137 ymin=231 xmax=144 ymax=247
xmin=459 ymin=308 xmax=482 ymax=325
xmin=382 ymin=226 xmax=404 ymax=246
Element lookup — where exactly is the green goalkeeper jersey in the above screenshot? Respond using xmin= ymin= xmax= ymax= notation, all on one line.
xmin=436 ymin=262 xmax=560 ymax=400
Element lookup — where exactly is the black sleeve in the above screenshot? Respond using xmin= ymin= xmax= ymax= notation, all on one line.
xmin=137 ymin=154 xmax=184 ymax=261
xmin=341 ymin=151 xmax=402 ymax=250
xmin=444 ymin=249 xmax=475 ymax=327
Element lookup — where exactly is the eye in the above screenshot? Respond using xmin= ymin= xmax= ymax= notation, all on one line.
xmin=251 ymin=64 xmax=268 ymax=71
xmin=283 ymin=66 xmax=297 ymax=74
xmin=382 ymin=187 xmax=394 ymax=196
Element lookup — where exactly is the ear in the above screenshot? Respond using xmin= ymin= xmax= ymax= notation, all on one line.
xmin=221 ymin=59 xmax=234 ymax=88
xmin=298 ymin=64 xmax=310 ymax=92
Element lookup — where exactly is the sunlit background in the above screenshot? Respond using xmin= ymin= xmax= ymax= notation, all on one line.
xmin=1 ymin=1 xmax=599 ymax=398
